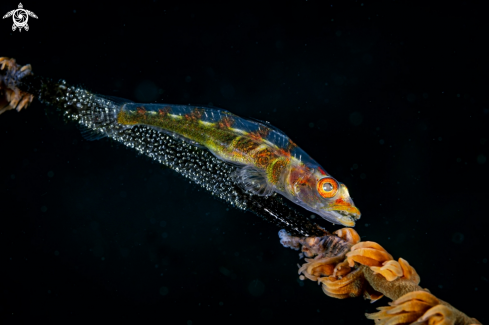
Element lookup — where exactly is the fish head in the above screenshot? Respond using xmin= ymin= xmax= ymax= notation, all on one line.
xmin=285 ymin=164 xmax=361 ymax=227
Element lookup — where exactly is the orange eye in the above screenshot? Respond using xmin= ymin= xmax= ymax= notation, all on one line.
xmin=317 ymin=177 xmax=338 ymax=198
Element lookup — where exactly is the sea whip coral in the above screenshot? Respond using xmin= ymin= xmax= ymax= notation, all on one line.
xmin=280 ymin=228 xmax=481 ymax=324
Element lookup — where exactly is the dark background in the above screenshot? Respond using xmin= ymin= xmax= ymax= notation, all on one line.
xmin=1 ymin=0 xmax=487 ymax=323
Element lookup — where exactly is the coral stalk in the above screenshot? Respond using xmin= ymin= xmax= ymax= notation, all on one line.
xmin=280 ymin=228 xmax=481 ymax=325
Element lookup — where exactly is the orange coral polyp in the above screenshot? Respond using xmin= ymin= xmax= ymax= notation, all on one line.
xmin=320 ymin=268 xmax=365 ymax=299
xmin=370 ymin=260 xmax=404 ymax=281
xmin=398 ymin=258 xmax=420 ymax=285
xmin=298 ymin=255 xmax=345 ymax=281
xmin=305 ymin=262 xmax=336 ymax=280
xmin=416 ymin=304 xmax=458 ymax=324
xmin=333 ymin=228 xmax=361 ymax=245
xmin=366 ymin=291 xmax=442 ymax=324
xmin=332 ymin=259 xmax=351 ymax=277
xmin=346 ymin=242 xmax=394 ymax=267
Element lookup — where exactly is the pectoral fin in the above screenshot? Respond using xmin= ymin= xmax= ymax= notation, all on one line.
xmin=232 ymin=165 xmax=274 ymax=196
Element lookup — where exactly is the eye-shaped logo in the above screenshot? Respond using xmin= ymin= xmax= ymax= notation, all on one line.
xmin=317 ymin=177 xmax=339 ymax=198
xmin=3 ymin=3 xmax=38 ymax=32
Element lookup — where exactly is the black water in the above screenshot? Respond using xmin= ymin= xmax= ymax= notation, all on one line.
xmin=1 ymin=1 xmax=487 ymax=323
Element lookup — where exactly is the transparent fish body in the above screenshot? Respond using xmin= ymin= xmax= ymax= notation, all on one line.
xmin=116 ymin=103 xmax=361 ymax=226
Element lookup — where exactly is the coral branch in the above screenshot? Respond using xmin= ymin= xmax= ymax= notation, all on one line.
xmin=280 ymin=228 xmax=481 ymax=325
xmin=0 ymin=57 xmax=34 ymax=115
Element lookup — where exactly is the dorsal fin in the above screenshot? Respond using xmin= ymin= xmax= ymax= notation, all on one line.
xmin=245 ymin=117 xmax=289 ymax=137
xmin=95 ymin=94 xmax=134 ymax=105
xmin=243 ymin=117 xmax=293 ymax=151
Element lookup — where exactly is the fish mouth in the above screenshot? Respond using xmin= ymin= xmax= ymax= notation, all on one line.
xmin=320 ymin=207 xmax=361 ymax=227
xmin=321 ymin=182 xmax=361 ymax=227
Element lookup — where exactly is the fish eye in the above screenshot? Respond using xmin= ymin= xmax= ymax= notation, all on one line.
xmin=322 ymin=183 xmax=333 ymax=191
xmin=317 ymin=177 xmax=338 ymax=198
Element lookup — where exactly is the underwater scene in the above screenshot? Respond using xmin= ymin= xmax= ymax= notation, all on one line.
xmin=1 ymin=1 xmax=487 ymax=323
